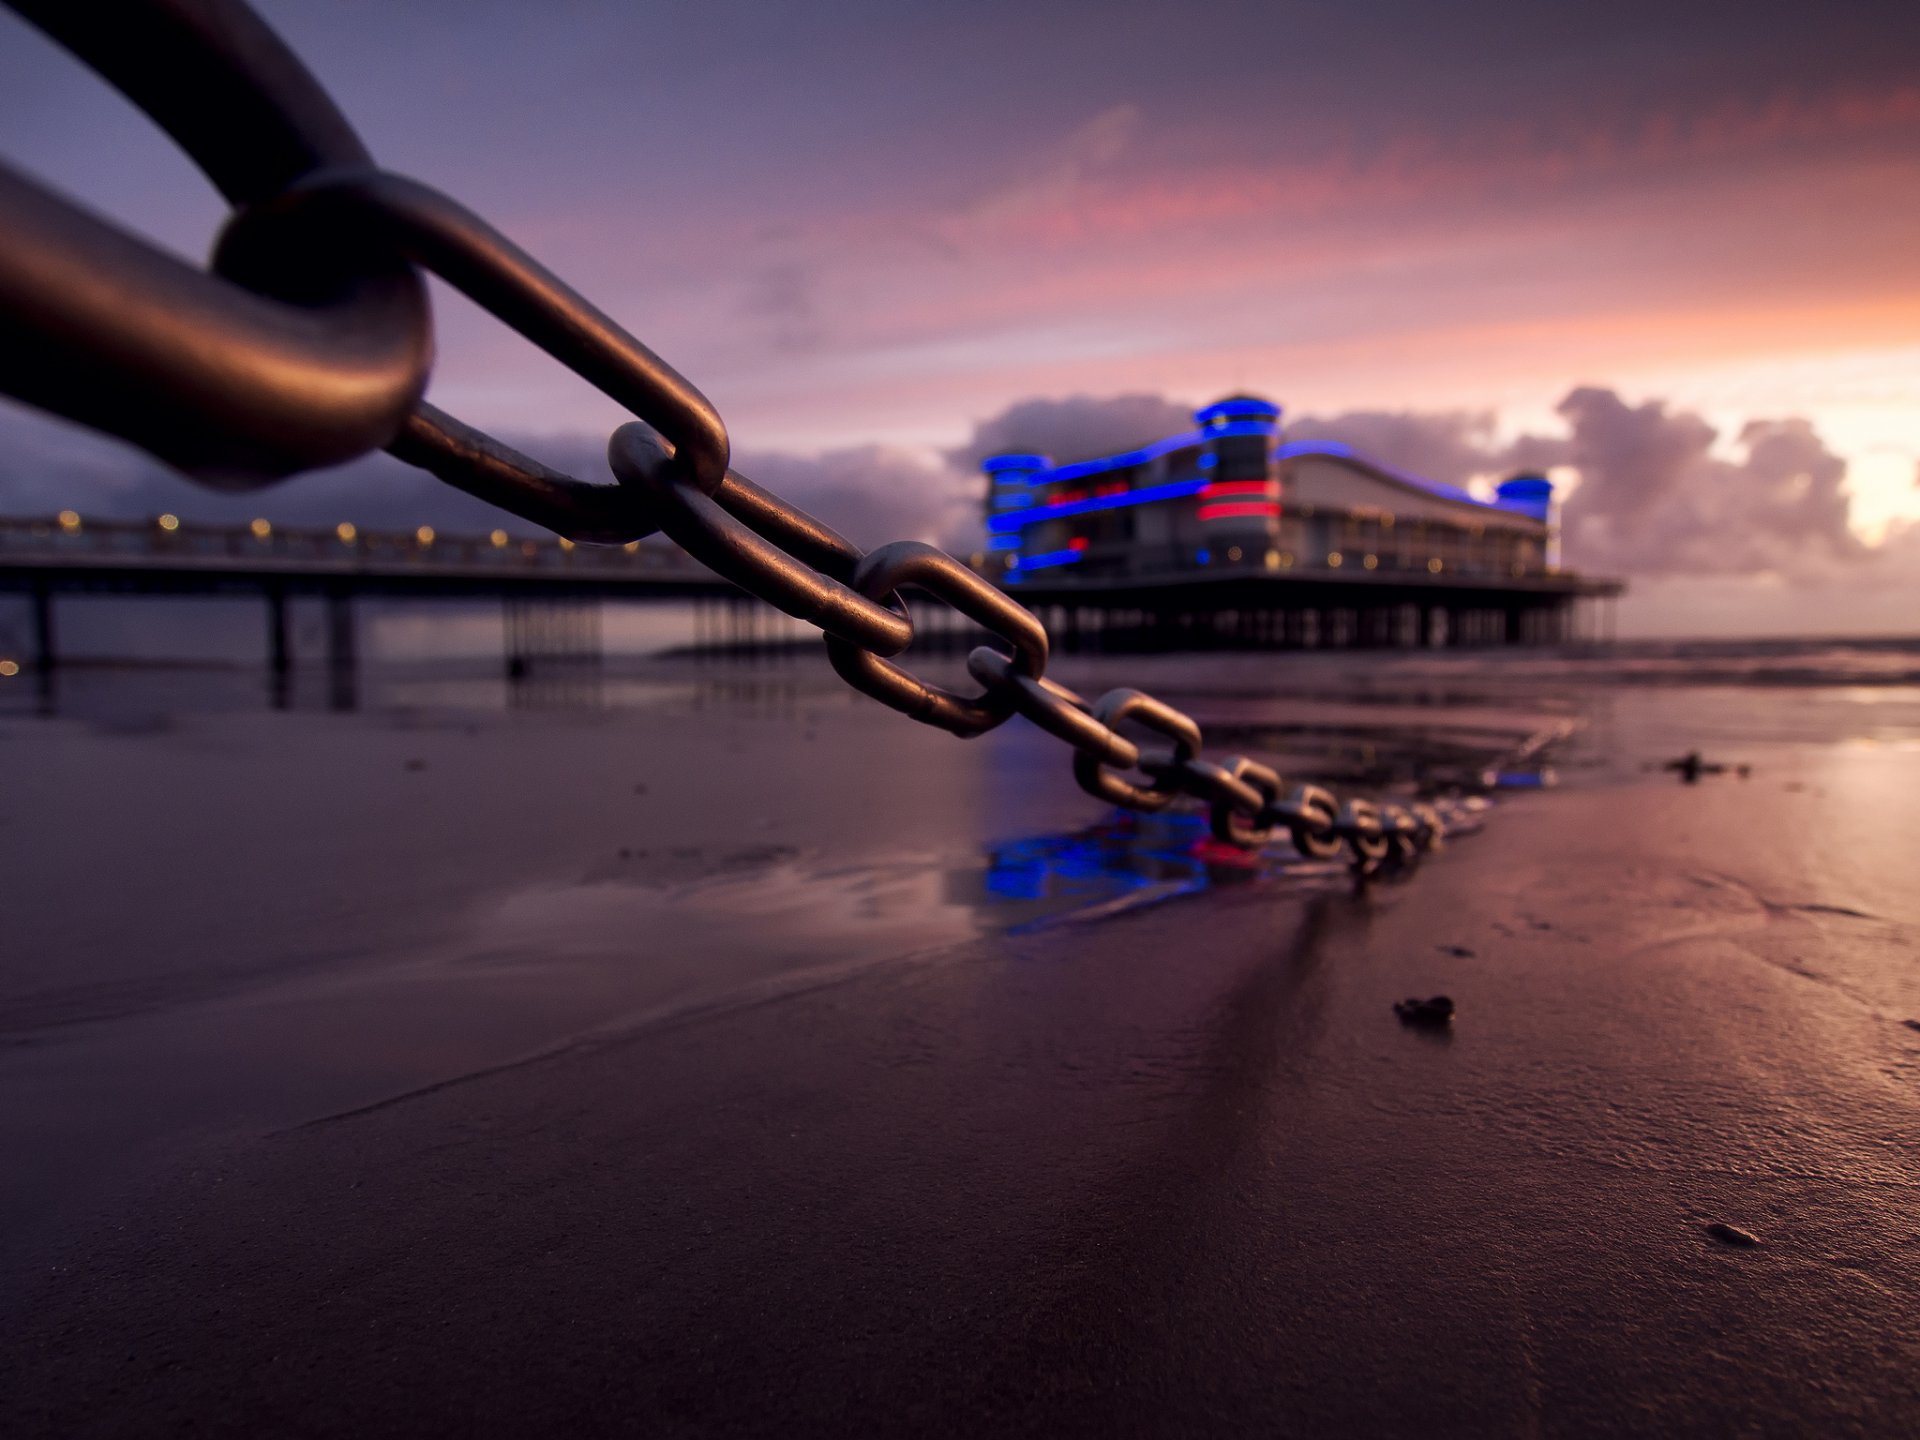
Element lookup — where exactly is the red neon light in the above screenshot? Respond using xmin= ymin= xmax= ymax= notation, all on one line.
xmin=1200 ymin=480 xmax=1275 ymax=499
xmin=1197 ymin=502 xmax=1281 ymax=522
xmin=1067 ymin=536 xmax=1088 ymax=551
xmin=1191 ymin=837 xmax=1261 ymax=868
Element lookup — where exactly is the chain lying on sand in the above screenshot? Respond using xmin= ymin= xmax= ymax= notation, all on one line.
xmin=3 ymin=0 xmax=1502 ymax=863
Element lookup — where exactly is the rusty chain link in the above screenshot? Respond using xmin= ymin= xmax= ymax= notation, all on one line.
xmin=1 ymin=0 xmax=1513 ymax=865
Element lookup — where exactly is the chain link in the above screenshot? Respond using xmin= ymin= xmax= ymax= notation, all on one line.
xmin=822 ymin=541 xmax=1049 ymax=738
xmin=0 ymin=0 xmax=1528 ymax=865
xmin=608 ymin=425 xmax=915 ymax=655
xmin=0 ymin=1 xmax=430 ymax=484
xmin=220 ymin=169 xmax=733 ymax=530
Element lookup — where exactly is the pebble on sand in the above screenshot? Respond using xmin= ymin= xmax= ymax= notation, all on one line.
xmin=1705 ymin=1221 xmax=1760 ymax=1247
xmin=1393 ymin=995 xmax=1455 ymax=1028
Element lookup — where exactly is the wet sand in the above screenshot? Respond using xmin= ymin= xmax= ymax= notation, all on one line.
xmin=4 ymin=658 xmax=1919 ymax=1434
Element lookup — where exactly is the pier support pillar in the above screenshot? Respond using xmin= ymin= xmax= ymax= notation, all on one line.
xmin=266 ymin=584 xmax=291 ymax=708
xmin=325 ymin=589 xmax=357 ymax=711
xmin=30 ymin=580 xmax=54 ymax=676
xmin=504 ymin=596 xmax=603 ymax=705
xmin=29 ymin=580 xmax=56 ymax=709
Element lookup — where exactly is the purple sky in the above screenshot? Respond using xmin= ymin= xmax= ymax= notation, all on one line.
xmin=2 ymin=0 xmax=1918 ymax=634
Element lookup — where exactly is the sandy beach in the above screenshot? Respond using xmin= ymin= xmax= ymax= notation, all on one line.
xmin=3 ymin=648 xmax=1919 ymax=1435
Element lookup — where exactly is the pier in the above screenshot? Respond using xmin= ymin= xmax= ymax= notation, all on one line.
xmin=0 ymin=512 xmax=730 ymax=706
xmin=1 ymin=511 xmax=1621 ymax=707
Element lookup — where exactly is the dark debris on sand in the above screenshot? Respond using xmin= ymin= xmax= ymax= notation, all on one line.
xmin=1663 ymin=751 xmax=1755 ymax=784
xmin=1394 ymin=995 xmax=1455 ymax=1028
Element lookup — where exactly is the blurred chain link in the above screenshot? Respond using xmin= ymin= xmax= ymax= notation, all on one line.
xmin=1 ymin=0 xmax=1514 ymax=863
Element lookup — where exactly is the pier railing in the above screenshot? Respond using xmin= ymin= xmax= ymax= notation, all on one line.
xmin=0 ymin=513 xmax=709 ymax=580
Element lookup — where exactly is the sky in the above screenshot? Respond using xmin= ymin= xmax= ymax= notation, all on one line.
xmin=1 ymin=0 xmax=1917 ymax=635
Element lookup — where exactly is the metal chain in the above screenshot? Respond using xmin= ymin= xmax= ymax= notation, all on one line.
xmin=1 ymin=0 xmax=1514 ymax=863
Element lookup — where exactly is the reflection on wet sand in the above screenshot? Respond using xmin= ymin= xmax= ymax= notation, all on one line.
xmin=977 ymin=811 xmax=1343 ymax=928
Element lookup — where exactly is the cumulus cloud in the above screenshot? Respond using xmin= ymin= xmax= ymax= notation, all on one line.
xmin=1283 ymin=408 xmax=1570 ymax=490
xmin=946 ymin=392 xmax=1194 ymax=470
xmin=1556 ymin=389 xmax=1864 ymax=578
xmin=732 ymin=445 xmax=977 ymax=553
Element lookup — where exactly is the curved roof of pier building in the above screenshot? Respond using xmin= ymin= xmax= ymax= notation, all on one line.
xmin=1277 ymin=442 xmax=1551 ymax=534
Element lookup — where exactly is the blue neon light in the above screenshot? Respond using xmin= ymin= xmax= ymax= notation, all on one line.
xmin=1195 ymin=548 xmax=1211 ymax=564
xmin=1010 ymin=548 xmax=1083 ymax=572
xmin=1494 ymin=475 xmax=1554 ymax=522
xmin=1035 ymin=429 xmax=1205 ymax=485
xmin=987 ymin=535 xmax=1022 ymax=551
xmin=1195 ymin=399 xmax=1280 ymax=425
xmin=987 ymin=477 xmax=1209 ymax=534
xmin=1278 ymin=438 xmax=1353 ymax=459
xmin=983 ymin=453 xmax=1051 ymax=474
xmin=1196 ymin=452 xmax=1216 ymax=469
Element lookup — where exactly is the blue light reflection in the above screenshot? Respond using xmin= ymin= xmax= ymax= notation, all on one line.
xmin=974 ymin=811 xmax=1272 ymax=931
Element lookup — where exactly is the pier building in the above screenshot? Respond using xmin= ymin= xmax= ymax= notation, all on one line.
xmin=977 ymin=395 xmax=1617 ymax=648
xmin=982 ymin=395 xmax=1555 ymax=585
